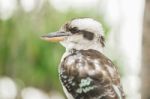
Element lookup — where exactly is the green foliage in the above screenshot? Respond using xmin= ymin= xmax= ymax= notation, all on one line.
xmin=0 ymin=4 xmax=109 ymax=92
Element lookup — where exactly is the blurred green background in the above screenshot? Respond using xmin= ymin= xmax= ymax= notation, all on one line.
xmin=0 ymin=0 xmax=147 ymax=99
xmin=0 ymin=1 xmax=109 ymax=97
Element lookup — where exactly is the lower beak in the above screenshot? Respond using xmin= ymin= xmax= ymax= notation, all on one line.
xmin=41 ymin=31 xmax=69 ymax=42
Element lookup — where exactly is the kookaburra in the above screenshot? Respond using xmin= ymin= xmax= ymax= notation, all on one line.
xmin=41 ymin=18 xmax=125 ymax=99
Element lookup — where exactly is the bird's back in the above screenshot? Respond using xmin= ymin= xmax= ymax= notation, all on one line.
xmin=60 ymin=49 xmax=125 ymax=99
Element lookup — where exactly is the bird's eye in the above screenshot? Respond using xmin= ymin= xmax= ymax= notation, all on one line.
xmin=69 ymin=27 xmax=79 ymax=34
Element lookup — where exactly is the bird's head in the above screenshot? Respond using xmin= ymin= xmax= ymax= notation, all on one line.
xmin=41 ymin=18 xmax=105 ymax=52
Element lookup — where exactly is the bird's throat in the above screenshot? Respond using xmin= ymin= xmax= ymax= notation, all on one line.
xmin=66 ymin=43 xmax=104 ymax=54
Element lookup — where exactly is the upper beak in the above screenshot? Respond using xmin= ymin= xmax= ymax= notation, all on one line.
xmin=41 ymin=31 xmax=70 ymax=42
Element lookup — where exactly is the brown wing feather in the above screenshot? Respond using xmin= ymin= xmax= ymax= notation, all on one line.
xmin=60 ymin=49 xmax=125 ymax=99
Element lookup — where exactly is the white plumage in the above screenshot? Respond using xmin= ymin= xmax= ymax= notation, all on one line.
xmin=42 ymin=18 xmax=125 ymax=99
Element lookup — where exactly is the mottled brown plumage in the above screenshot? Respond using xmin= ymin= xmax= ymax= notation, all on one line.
xmin=41 ymin=18 xmax=125 ymax=99
xmin=60 ymin=49 xmax=125 ymax=99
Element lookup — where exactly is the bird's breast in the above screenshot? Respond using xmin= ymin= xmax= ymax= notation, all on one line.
xmin=59 ymin=49 xmax=120 ymax=99
xmin=60 ymin=50 xmax=108 ymax=78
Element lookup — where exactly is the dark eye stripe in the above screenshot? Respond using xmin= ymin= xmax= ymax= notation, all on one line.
xmin=80 ymin=30 xmax=94 ymax=40
xmin=67 ymin=26 xmax=94 ymax=40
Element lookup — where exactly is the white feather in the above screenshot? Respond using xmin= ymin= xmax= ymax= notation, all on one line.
xmin=71 ymin=18 xmax=104 ymax=35
xmin=112 ymin=85 xmax=122 ymax=99
xmin=60 ymin=18 xmax=104 ymax=52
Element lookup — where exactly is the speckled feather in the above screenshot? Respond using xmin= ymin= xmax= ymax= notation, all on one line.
xmin=59 ymin=49 xmax=125 ymax=99
xmin=43 ymin=18 xmax=126 ymax=99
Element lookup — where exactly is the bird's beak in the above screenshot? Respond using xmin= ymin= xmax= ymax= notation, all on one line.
xmin=41 ymin=31 xmax=69 ymax=42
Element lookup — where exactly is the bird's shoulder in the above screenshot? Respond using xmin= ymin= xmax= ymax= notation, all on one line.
xmin=60 ymin=49 xmax=124 ymax=99
xmin=61 ymin=49 xmax=120 ymax=81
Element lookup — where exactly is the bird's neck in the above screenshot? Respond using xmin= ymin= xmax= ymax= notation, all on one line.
xmin=60 ymin=42 xmax=104 ymax=62
xmin=69 ymin=45 xmax=103 ymax=52
xmin=68 ymin=42 xmax=103 ymax=52
xmin=65 ymin=42 xmax=104 ymax=55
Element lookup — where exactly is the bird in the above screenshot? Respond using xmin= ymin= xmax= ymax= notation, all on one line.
xmin=41 ymin=18 xmax=125 ymax=99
